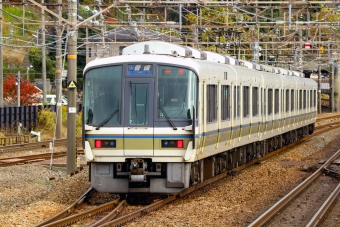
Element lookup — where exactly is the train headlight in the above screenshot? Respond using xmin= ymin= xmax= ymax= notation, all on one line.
xmin=95 ymin=140 xmax=102 ymax=148
xmin=95 ymin=140 xmax=116 ymax=148
xmin=177 ymin=140 xmax=183 ymax=148
xmin=161 ymin=140 xmax=184 ymax=148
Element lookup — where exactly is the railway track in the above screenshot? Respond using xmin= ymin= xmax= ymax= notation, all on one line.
xmin=0 ymin=152 xmax=66 ymax=167
xmin=249 ymin=149 xmax=340 ymax=227
xmin=0 ymin=137 xmax=82 ymax=153
xmin=34 ymin=117 xmax=340 ymax=227
xmin=316 ymin=113 xmax=340 ymax=123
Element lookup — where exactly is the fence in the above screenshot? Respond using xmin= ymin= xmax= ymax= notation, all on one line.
xmin=0 ymin=106 xmax=41 ymax=131
xmin=0 ymin=103 xmax=82 ymax=131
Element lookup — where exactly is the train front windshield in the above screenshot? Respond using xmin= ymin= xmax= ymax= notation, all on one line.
xmin=83 ymin=64 xmax=197 ymax=127
xmin=84 ymin=65 xmax=122 ymax=126
xmin=157 ymin=65 xmax=197 ymax=120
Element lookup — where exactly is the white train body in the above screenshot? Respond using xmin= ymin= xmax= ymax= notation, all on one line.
xmin=82 ymin=41 xmax=317 ymax=194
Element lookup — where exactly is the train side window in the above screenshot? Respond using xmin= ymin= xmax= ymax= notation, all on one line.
xmin=281 ymin=90 xmax=284 ymax=114
xmin=299 ymin=90 xmax=303 ymax=110
xmin=304 ymin=90 xmax=307 ymax=109
xmin=274 ymin=89 xmax=279 ymax=114
xmin=291 ymin=90 xmax=295 ymax=111
xmin=286 ymin=89 xmax=290 ymax=112
xmin=263 ymin=88 xmax=266 ymax=116
xmin=243 ymin=86 xmax=250 ymax=118
xmin=268 ymin=88 xmax=273 ymax=115
xmin=252 ymin=87 xmax=258 ymax=116
xmin=221 ymin=85 xmax=230 ymax=121
xmin=314 ymin=90 xmax=317 ymax=107
xmin=234 ymin=86 xmax=240 ymax=119
xmin=310 ymin=90 xmax=312 ymax=108
xmin=207 ymin=85 xmax=217 ymax=123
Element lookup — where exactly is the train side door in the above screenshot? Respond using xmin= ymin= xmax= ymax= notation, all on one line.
xmin=123 ymin=78 xmax=154 ymax=155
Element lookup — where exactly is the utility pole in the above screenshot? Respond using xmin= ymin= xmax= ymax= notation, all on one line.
xmin=0 ymin=0 xmax=3 ymax=108
xmin=335 ymin=62 xmax=339 ymax=112
xmin=330 ymin=61 xmax=334 ymax=112
xmin=67 ymin=0 xmax=78 ymax=175
xmin=17 ymin=71 xmax=20 ymax=107
xmin=55 ymin=0 xmax=62 ymax=139
xmin=42 ymin=0 xmax=47 ymax=103
xmin=318 ymin=64 xmax=322 ymax=114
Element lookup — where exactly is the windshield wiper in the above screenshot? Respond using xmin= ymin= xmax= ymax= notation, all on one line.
xmin=96 ymin=109 xmax=119 ymax=130
xmin=159 ymin=107 xmax=177 ymax=130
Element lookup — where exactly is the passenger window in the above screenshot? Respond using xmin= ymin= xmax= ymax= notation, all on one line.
xmin=221 ymin=85 xmax=230 ymax=121
xmin=207 ymin=85 xmax=217 ymax=123
xmin=274 ymin=89 xmax=279 ymax=114
xmin=252 ymin=87 xmax=258 ymax=117
xmin=234 ymin=86 xmax=240 ymax=119
xmin=243 ymin=86 xmax=250 ymax=118
xmin=268 ymin=89 xmax=273 ymax=115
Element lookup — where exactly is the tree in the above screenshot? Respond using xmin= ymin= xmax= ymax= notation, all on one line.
xmin=28 ymin=47 xmax=56 ymax=80
xmin=3 ymin=74 xmax=40 ymax=106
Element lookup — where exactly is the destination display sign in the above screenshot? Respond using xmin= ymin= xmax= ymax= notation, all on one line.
xmin=127 ymin=64 xmax=153 ymax=75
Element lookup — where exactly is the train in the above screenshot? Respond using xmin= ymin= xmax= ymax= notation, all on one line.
xmin=82 ymin=41 xmax=317 ymax=194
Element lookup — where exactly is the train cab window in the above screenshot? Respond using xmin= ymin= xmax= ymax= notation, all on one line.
xmin=234 ymin=86 xmax=240 ymax=119
xmin=243 ymin=86 xmax=250 ymax=118
xmin=291 ymin=90 xmax=295 ymax=111
xmin=274 ymin=89 xmax=279 ymax=114
xmin=268 ymin=89 xmax=273 ymax=115
xmin=83 ymin=65 xmax=122 ymax=126
xmin=252 ymin=87 xmax=258 ymax=116
xmin=207 ymin=85 xmax=217 ymax=122
xmin=221 ymin=85 xmax=230 ymax=121
xmin=157 ymin=66 xmax=198 ymax=120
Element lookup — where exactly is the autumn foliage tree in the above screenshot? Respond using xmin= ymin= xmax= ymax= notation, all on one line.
xmin=3 ymin=74 xmax=40 ymax=106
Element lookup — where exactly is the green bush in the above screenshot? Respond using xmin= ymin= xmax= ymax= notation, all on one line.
xmin=36 ymin=107 xmax=82 ymax=138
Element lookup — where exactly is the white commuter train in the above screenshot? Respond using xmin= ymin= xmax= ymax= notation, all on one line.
xmin=82 ymin=41 xmax=317 ymax=194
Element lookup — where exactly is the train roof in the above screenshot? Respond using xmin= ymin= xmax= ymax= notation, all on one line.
xmin=85 ymin=41 xmax=306 ymax=78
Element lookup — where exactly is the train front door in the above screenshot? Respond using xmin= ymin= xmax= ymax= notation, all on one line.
xmin=123 ymin=78 xmax=155 ymax=156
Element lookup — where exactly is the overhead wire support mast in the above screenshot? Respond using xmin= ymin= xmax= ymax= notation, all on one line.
xmin=66 ymin=0 xmax=78 ymax=175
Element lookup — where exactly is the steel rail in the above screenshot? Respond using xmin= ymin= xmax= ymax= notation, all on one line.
xmin=90 ymin=200 xmax=127 ymax=227
xmin=248 ymin=149 xmax=340 ymax=227
xmin=316 ymin=114 xmax=340 ymax=122
xmin=0 ymin=152 xmax=66 ymax=167
xmin=306 ymin=183 xmax=340 ymax=227
xmin=34 ymin=187 xmax=96 ymax=227
xmin=0 ymin=137 xmax=82 ymax=152
xmin=42 ymin=199 xmax=120 ymax=227
xmin=98 ymin=171 xmax=239 ymax=227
